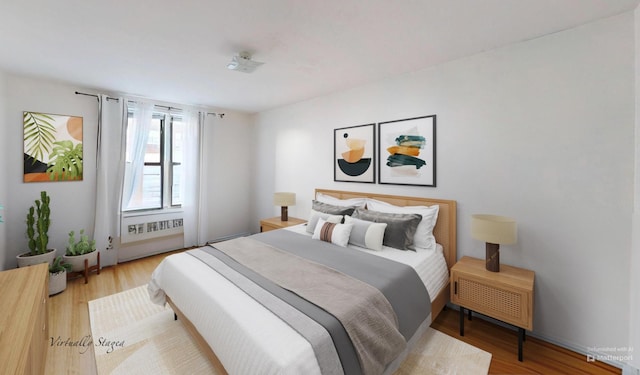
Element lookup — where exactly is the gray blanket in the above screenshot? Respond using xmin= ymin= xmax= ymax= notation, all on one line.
xmin=214 ymin=236 xmax=405 ymax=375
xmin=253 ymin=230 xmax=431 ymax=339
xmin=197 ymin=229 xmax=430 ymax=375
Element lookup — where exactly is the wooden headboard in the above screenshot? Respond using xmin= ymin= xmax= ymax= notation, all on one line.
xmin=315 ymin=189 xmax=458 ymax=269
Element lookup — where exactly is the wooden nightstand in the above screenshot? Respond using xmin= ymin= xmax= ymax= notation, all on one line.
xmin=260 ymin=216 xmax=306 ymax=232
xmin=451 ymin=256 xmax=535 ymax=361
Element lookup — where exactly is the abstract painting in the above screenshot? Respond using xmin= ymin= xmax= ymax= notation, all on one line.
xmin=23 ymin=111 xmax=83 ymax=182
xmin=334 ymin=123 xmax=375 ymax=183
xmin=378 ymin=115 xmax=436 ymax=186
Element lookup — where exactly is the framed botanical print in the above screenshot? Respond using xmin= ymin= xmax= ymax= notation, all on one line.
xmin=334 ymin=123 xmax=376 ymax=183
xmin=23 ymin=111 xmax=83 ymax=182
xmin=378 ymin=115 xmax=436 ymax=187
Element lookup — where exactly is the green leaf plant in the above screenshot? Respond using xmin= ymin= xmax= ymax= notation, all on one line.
xmin=23 ymin=112 xmax=57 ymax=165
xmin=47 ymin=141 xmax=83 ymax=181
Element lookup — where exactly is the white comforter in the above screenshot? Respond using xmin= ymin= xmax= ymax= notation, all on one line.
xmin=148 ymin=225 xmax=448 ymax=375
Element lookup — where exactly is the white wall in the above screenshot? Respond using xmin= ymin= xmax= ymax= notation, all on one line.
xmin=203 ymin=111 xmax=255 ymax=242
xmin=629 ymin=5 xmax=640 ymax=374
xmin=254 ymin=12 xmax=635 ymax=365
xmin=4 ymin=75 xmax=99 ymax=268
xmin=1 ymin=73 xmax=254 ymax=269
xmin=0 ymin=70 xmax=7 ymax=270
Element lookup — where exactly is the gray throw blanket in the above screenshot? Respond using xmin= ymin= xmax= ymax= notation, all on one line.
xmin=214 ymin=237 xmax=407 ymax=375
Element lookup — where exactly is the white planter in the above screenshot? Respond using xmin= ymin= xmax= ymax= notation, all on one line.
xmin=17 ymin=248 xmax=57 ymax=268
xmin=63 ymin=251 xmax=98 ymax=272
xmin=49 ymin=270 xmax=67 ymax=296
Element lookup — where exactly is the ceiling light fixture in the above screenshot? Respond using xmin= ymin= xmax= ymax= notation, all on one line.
xmin=227 ymin=51 xmax=264 ymax=73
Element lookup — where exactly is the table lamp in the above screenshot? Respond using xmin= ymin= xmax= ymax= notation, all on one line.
xmin=273 ymin=192 xmax=296 ymax=221
xmin=471 ymin=214 xmax=517 ymax=272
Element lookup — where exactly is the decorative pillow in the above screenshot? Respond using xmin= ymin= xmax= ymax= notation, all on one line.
xmin=312 ymin=218 xmax=353 ymax=247
xmin=352 ymin=208 xmax=421 ymax=250
xmin=366 ymin=199 xmax=439 ymax=250
xmin=306 ymin=209 xmax=343 ymax=234
xmin=316 ymin=193 xmax=367 ymax=208
xmin=344 ymin=215 xmax=387 ymax=251
xmin=312 ymin=200 xmax=356 ymax=217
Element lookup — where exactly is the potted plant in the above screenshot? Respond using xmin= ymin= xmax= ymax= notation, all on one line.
xmin=49 ymin=256 xmax=71 ymax=296
xmin=63 ymin=229 xmax=97 ymax=272
xmin=17 ymin=191 xmax=56 ymax=267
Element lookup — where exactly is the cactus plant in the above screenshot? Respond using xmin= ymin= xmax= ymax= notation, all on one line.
xmin=66 ymin=229 xmax=96 ymax=256
xmin=49 ymin=255 xmax=71 ymax=295
xmin=49 ymin=256 xmax=72 ymax=274
xmin=26 ymin=191 xmax=51 ymax=255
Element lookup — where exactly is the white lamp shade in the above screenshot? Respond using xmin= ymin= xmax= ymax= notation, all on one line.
xmin=273 ymin=192 xmax=296 ymax=207
xmin=471 ymin=214 xmax=517 ymax=245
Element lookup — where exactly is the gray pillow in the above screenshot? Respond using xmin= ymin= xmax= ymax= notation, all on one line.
xmin=312 ymin=200 xmax=356 ymax=217
xmin=352 ymin=207 xmax=421 ymax=250
xmin=344 ymin=215 xmax=387 ymax=251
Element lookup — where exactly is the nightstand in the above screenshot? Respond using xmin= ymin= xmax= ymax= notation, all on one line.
xmin=451 ymin=256 xmax=535 ymax=361
xmin=260 ymin=216 xmax=306 ymax=232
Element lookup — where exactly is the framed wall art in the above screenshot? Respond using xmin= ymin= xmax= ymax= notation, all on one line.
xmin=23 ymin=111 xmax=84 ymax=182
xmin=334 ymin=123 xmax=376 ymax=183
xmin=378 ymin=115 xmax=436 ymax=187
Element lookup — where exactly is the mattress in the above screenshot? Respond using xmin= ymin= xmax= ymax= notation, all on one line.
xmin=149 ymin=227 xmax=449 ymax=375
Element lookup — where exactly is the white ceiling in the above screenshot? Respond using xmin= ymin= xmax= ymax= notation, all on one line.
xmin=0 ymin=0 xmax=638 ymax=113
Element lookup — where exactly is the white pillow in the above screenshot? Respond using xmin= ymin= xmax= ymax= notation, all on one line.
xmin=312 ymin=218 xmax=353 ymax=247
xmin=316 ymin=192 xmax=367 ymax=208
xmin=344 ymin=215 xmax=387 ymax=251
xmin=307 ymin=209 xmax=343 ymax=234
xmin=366 ymin=199 xmax=439 ymax=250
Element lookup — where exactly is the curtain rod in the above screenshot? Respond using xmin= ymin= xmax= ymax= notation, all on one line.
xmin=75 ymin=91 xmax=225 ymax=116
xmin=75 ymin=91 xmax=100 ymax=101
xmin=75 ymin=91 xmax=177 ymax=110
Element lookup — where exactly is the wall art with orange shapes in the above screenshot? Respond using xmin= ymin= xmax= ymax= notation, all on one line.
xmin=334 ymin=123 xmax=375 ymax=183
xmin=23 ymin=111 xmax=83 ymax=182
xmin=378 ymin=115 xmax=436 ymax=187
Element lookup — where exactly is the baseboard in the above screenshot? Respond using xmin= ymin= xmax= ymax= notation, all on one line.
xmin=446 ymin=304 xmax=628 ymax=370
xmin=622 ymin=363 xmax=640 ymax=375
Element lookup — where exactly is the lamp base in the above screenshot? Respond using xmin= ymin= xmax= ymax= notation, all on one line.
xmin=280 ymin=206 xmax=289 ymax=221
xmin=486 ymin=243 xmax=500 ymax=272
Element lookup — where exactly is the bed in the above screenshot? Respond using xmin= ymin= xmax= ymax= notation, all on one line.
xmin=148 ymin=189 xmax=457 ymax=375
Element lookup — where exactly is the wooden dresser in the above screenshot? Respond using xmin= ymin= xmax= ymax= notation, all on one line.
xmin=0 ymin=263 xmax=49 ymax=375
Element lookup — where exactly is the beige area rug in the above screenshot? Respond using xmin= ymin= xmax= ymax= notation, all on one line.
xmin=89 ymin=286 xmax=491 ymax=375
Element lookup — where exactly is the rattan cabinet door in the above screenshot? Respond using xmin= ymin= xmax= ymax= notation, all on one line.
xmin=451 ymin=270 xmax=533 ymax=330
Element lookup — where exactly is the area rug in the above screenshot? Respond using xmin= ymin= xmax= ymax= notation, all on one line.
xmin=89 ymin=286 xmax=491 ymax=375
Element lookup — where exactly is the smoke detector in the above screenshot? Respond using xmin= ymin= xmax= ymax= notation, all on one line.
xmin=227 ymin=51 xmax=264 ymax=73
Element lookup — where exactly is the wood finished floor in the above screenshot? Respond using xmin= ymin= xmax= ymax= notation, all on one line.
xmin=46 ymin=250 xmax=621 ymax=375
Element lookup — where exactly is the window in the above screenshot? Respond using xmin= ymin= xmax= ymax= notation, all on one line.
xmin=123 ymin=108 xmax=184 ymax=211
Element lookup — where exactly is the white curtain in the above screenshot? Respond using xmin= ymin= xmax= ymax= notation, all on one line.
xmin=93 ymin=95 xmax=127 ymax=267
xmin=182 ymin=110 xmax=208 ymax=247
xmin=122 ymin=101 xmax=154 ymax=210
